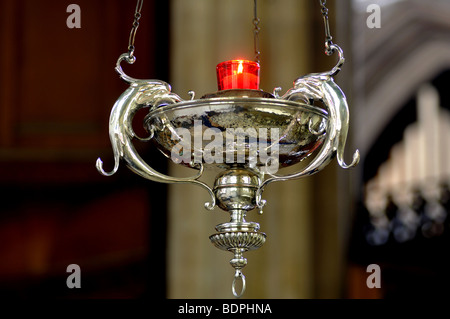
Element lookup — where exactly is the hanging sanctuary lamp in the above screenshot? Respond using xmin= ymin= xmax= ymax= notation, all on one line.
xmin=96 ymin=0 xmax=359 ymax=298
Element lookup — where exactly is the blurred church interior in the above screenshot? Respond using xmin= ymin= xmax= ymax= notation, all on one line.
xmin=0 ymin=0 xmax=449 ymax=298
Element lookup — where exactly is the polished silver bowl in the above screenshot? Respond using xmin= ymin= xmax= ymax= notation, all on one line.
xmin=144 ymin=91 xmax=328 ymax=170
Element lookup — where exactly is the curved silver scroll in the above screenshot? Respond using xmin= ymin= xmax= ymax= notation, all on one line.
xmin=96 ymin=53 xmax=216 ymax=210
xmin=256 ymin=44 xmax=359 ymax=208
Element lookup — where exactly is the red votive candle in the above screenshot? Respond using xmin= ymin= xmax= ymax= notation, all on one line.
xmin=216 ymin=59 xmax=260 ymax=90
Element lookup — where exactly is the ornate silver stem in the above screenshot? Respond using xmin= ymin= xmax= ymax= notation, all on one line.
xmin=208 ymin=167 xmax=266 ymax=297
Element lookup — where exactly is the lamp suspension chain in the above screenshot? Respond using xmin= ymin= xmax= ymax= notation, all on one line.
xmin=253 ymin=0 xmax=261 ymax=64
xmin=319 ymin=0 xmax=334 ymax=56
xmin=127 ymin=0 xmax=144 ymax=59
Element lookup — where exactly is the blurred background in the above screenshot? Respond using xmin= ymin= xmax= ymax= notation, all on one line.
xmin=0 ymin=0 xmax=449 ymax=299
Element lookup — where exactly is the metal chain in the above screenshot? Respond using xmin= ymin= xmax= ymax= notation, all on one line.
xmin=253 ymin=0 xmax=261 ymax=64
xmin=127 ymin=0 xmax=144 ymax=59
xmin=319 ymin=0 xmax=334 ymax=56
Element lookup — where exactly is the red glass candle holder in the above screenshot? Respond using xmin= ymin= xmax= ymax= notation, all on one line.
xmin=216 ymin=59 xmax=260 ymax=91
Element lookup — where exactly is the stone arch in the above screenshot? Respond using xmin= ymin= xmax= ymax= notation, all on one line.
xmin=356 ymin=42 xmax=450 ymax=157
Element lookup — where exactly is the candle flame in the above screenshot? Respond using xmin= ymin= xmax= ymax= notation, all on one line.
xmin=237 ymin=61 xmax=244 ymax=74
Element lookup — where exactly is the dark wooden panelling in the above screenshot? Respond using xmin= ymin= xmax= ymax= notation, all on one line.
xmin=0 ymin=0 xmax=158 ymax=157
xmin=0 ymin=0 xmax=169 ymax=298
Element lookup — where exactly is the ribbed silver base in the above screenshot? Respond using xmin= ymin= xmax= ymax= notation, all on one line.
xmin=209 ymin=231 xmax=266 ymax=251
